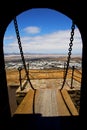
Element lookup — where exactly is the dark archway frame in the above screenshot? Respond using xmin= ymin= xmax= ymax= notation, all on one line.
xmin=0 ymin=0 xmax=87 ymax=125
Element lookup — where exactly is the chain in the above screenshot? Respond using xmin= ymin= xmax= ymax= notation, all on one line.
xmin=60 ymin=21 xmax=75 ymax=90
xmin=13 ymin=16 xmax=35 ymax=90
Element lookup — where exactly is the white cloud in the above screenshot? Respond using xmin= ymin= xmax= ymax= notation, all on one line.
xmin=4 ymin=36 xmax=14 ymax=40
xmin=4 ymin=28 xmax=82 ymax=54
xmin=23 ymin=26 xmax=41 ymax=34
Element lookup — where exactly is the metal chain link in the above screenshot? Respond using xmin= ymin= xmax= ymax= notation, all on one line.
xmin=60 ymin=21 xmax=75 ymax=90
xmin=13 ymin=16 xmax=35 ymax=90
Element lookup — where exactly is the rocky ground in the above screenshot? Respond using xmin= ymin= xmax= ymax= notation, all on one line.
xmin=68 ymin=90 xmax=80 ymax=113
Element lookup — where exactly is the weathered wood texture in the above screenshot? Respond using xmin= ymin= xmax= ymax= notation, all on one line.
xmin=15 ymin=88 xmax=78 ymax=116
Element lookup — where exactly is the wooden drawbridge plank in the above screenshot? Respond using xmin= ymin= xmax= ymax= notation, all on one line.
xmin=61 ymin=89 xmax=78 ymax=115
xmin=14 ymin=88 xmax=78 ymax=116
xmin=15 ymin=89 xmax=34 ymax=114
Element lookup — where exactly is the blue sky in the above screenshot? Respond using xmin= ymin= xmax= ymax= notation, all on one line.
xmin=4 ymin=8 xmax=82 ymax=55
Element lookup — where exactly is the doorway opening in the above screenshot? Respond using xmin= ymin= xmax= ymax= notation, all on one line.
xmin=3 ymin=8 xmax=82 ymax=116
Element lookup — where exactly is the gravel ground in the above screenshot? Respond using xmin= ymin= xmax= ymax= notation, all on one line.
xmin=68 ymin=90 xmax=80 ymax=113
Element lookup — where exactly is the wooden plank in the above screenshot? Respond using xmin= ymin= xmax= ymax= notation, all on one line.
xmin=61 ymin=89 xmax=78 ymax=115
xmin=56 ymin=89 xmax=70 ymax=116
xmin=35 ymin=88 xmax=71 ymax=116
xmin=35 ymin=88 xmax=59 ymax=117
xmin=15 ymin=89 xmax=34 ymax=114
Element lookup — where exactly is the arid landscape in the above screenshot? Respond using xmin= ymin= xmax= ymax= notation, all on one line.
xmin=5 ymin=54 xmax=82 ymax=85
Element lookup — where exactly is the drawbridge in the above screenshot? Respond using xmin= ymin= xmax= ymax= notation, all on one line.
xmin=14 ymin=68 xmax=81 ymax=116
xmin=9 ymin=68 xmax=81 ymax=130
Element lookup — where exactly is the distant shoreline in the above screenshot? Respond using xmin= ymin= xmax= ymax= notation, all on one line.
xmin=4 ymin=53 xmax=82 ymax=60
xmin=4 ymin=53 xmax=82 ymax=70
xmin=4 ymin=53 xmax=82 ymax=56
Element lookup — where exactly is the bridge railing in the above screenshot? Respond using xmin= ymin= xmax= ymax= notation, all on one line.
xmin=17 ymin=63 xmax=29 ymax=90
xmin=63 ymin=63 xmax=82 ymax=89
